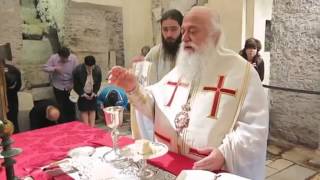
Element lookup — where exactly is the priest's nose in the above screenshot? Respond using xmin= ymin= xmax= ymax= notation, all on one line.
xmin=182 ymin=32 xmax=191 ymax=42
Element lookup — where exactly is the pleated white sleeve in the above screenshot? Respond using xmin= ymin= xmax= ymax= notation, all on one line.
xmin=218 ymin=69 xmax=269 ymax=180
xmin=128 ymin=85 xmax=156 ymax=140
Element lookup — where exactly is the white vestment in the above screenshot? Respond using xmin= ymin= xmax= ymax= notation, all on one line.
xmin=129 ymin=45 xmax=269 ymax=180
xmin=132 ymin=61 xmax=152 ymax=87
xmin=131 ymin=60 xmax=154 ymax=140
xmin=132 ymin=44 xmax=176 ymax=140
xmin=145 ymin=44 xmax=176 ymax=85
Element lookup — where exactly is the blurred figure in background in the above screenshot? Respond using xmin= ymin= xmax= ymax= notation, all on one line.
xmin=131 ymin=45 xmax=150 ymax=64
xmin=132 ymin=46 xmax=152 ymax=87
xmin=97 ymin=85 xmax=129 ymax=110
xmin=239 ymin=38 xmax=265 ymax=81
xmin=130 ymin=9 xmax=184 ymax=140
xmin=73 ymin=55 xmax=102 ymax=127
xmin=4 ymin=63 xmax=21 ymax=133
xmin=29 ymin=99 xmax=61 ymax=130
xmin=146 ymin=9 xmax=184 ymax=85
xmin=43 ymin=47 xmax=78 ymax=122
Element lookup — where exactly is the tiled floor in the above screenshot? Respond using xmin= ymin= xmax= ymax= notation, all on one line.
xmin=95 ymin=120 xmax=320 ymax=180
xmin=265 ymin=145 xmax=319 ymax=180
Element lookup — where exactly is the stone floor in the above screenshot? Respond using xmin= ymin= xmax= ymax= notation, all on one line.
xmin=95 ymin=119 xmax=320 ymax=180
xmin=266 ymin=145 xmax=319 ymax=180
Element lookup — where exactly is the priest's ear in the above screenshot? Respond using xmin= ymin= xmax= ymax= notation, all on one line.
xmin=208 ymin=29 xmax=221 ymax=47
xmin=210 ymin=11 xmax=223 ymax=47
xmin=212 ymin=31 xmax=221 ymax=46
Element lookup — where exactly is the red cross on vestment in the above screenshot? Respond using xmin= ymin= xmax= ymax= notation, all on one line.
xmin=166 ymin=78 xmax=189 ymax=107
xmin=203 ymin=75 xmax=237 ymax=118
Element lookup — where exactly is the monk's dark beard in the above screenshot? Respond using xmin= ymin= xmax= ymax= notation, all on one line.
xmin=162 ymin=34 xmax=182 ymax=60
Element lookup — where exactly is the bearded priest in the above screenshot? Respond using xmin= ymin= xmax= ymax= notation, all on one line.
xmin=108 ymin=6 xmax=269 ymax=180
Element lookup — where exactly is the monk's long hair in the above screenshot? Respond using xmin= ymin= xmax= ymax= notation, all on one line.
xmin=161 ymin=9 xmax=183 ymax=60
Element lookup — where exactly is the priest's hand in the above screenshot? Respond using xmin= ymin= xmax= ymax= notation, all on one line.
xmin=192 ymin=148 xmax=225 ymax=171
xmin=108 ymin=66 xmax=137 ymax=92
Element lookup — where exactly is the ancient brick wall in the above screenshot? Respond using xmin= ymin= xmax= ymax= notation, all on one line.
xmin=0 ymin=0 xmax=22 ymax=63
xmin=64 ymin=1 xmax=124 ymax=79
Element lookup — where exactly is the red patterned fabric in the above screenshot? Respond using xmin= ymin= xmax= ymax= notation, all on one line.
xmin=148 ymin=151 xmax=195 ymax=176
xmin=203 ymin=75 xmax=237 ymax=118
xmin=0 ymin=121 xmax=195 ymax=179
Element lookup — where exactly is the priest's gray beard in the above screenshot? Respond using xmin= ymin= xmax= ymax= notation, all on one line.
xmin=175 ymin=40 xmax=216 ymax=82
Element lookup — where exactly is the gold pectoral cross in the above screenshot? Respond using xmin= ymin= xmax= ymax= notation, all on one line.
xmin=174 ymin=101 xmax=191 ymax=133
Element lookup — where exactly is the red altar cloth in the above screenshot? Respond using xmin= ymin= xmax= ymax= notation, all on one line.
xmin=0 ymin=121 xmax=195 ymax=179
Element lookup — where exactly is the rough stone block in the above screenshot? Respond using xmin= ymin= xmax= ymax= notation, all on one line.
xmin=267 ymin=159 xmax=294 ymax=171
xmin=308 ymin=158 xmax=320 ymax=168
xmin=64 ymin=2 xmax=124 ymax=75
xmin=267 ymin=144 xmax=283 ymax=156
xmin=22 ymin=24 xmax=44 ymax=40
xmin=22 ymin=64 xmax=50 ymax=86
xmin=266 ymin=160 xmax=273 ymax=165
xmin=0 ymin=0 xmax=23 ymax=62
xmin=266 ymin=165 xmax=316 ymax=180
xmin=21 ymin=0 xmax=36 ymax=8
xmin=21 ymin=7 xmax=38 ymax=24
xmin=31 ymin=86 xmax=55 ymax=101
xmin=281 ymin=147 xmax=318 ymax=165
xmin=265 ymin=166 xmax=278 ymax=178
xmin=270 ymin=0 xmax=320 ymax=149
xmin=21 ymin=39 xmax=53 ymax=64
xmin=310 ymin=173 xmax=320 ymax=180
xmin=18 ymin=92 xmax=34 ymax=132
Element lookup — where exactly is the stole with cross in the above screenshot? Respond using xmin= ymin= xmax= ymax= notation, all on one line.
xmin=156 ymin=59 xmax=251 ymax=157
xmin=165 ymin=75 xmax=237 ymax=134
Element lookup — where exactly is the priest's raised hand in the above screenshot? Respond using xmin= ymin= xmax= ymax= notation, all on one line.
xmin=108 ymin=66 xmax=137 ymax=93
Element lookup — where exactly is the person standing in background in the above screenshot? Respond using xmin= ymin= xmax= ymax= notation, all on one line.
xmin=239 ymin=38 xmax=265 ymax=81
xmin=4 ymin=63 xmax=21 ymax=133
xmin=43 ymin=47 xmax=78 ymax=123
xmin=131 ymin=46 xmax=151 ymax=64
xmin=146 ymin=9 xmax=184 ymax=85
xmin=130 ymin=9 xmax=184 ymax=140
xmin=73 ymin=55 xmax=102 ymax=127
xmin=131 ymin=46 xmax=152 ymax=87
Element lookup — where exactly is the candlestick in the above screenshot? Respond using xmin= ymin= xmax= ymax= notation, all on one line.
xmin=0 ymin=43 xmax=22 ymax=180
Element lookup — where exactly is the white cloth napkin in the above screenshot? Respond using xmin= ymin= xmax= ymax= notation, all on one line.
xmin=61 ymin=146 xmax=139 ymax=180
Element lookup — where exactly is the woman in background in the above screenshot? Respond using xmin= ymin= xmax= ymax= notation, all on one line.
xmin=240 ymin=38 xmax=265 ymax=81
xmin=73 ymin=55 xmax=102 ymax=127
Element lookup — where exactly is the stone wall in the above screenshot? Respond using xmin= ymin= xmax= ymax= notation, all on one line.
xmin=37 ymin=0 xmax=67 ymax=44
xmin=19 ymin=0 xmax=55 ymax=92
xmin=0 ymin=0 xmax=22 ymax=63
xmin=64 ymin=1 xmax=124 ymax=79
xmin=270 ymin=0 xmax=320 ymax=148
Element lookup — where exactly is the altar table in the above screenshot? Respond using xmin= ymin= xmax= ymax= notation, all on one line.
xmin=0 ymin=121 xmax=195 ymax=179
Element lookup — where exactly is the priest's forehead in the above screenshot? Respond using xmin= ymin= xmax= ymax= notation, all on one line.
xmin=183 ymin=6 xmax=219 ymax=31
